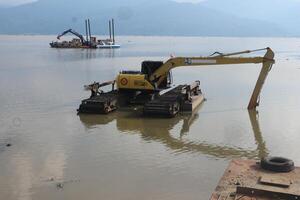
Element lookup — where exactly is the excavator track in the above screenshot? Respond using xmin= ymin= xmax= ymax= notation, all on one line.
xmin=143 ymin=90 xmax=182 ymax=117
xmin=78 ymin=91 xmax=118 ymax=114
xmin=143 ymin=81 xmax=204 ymax=117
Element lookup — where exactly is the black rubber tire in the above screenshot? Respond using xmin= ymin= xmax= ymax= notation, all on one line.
xmin=261 ymin=157 xmax=295 ymax=173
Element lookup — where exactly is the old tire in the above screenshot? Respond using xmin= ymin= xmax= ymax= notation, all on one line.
xmin=261 ymin=157 xmax=294 ymax=172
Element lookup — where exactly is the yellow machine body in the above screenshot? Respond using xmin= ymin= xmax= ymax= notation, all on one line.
xmin=117 ymin=74 xmax=155 ymax=91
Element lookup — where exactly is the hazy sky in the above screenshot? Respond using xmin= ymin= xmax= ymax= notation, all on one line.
xmin=0 ymin=0 xmax=204 ymax=7
xmin=4 ymin=0 xmax=300 ymax=7
xmin=0 ymin=0 xmax=37 ymax=6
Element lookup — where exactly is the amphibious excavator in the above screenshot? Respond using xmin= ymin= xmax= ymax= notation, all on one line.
xmin=78 ymin=47 xmax=275 ymax=117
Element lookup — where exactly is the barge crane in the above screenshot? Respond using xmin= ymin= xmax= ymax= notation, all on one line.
xmin=50 ymin=19 xmax=97 ymax=48
xmin=78 ymin=47 xmax=275 ymax=117
xmin=56 ymin=29 xmax=86 ymax=44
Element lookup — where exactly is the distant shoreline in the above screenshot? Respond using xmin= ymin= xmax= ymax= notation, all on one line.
xmin=0 ymin=34 xmax=299 ymax=39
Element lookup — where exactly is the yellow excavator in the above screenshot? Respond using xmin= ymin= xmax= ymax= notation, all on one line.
xmin=78 ymin=47 xmax=275 ymax=116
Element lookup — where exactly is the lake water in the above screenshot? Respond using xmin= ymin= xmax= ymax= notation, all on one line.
xmin=0 ymin=35 xmax=300 ymax=200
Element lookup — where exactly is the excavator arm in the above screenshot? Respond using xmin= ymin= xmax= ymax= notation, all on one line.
xmin=149 ymin=48 xmax=274 ymax=109
xmin=57 ymin=29 xmax=86 ymax=44
xmin=150 ymin=48 xmax=274 ymax=85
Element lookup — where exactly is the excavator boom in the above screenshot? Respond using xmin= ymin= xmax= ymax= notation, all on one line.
xmin=57 ymin=29 xmax=86 ymax=44
xmin=150 ymin=48 xmax=274 ymax=86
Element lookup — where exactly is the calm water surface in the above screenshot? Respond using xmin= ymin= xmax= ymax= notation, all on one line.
xmin=0 ymin=35 xmax=300 ymax=200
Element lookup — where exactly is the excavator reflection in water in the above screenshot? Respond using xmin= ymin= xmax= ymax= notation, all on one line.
xmin=78 ymin=108 xmax=268 ymax=159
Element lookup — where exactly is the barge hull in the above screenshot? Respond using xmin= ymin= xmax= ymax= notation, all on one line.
xmin=210 ymin=159 xmax=300 ymax=200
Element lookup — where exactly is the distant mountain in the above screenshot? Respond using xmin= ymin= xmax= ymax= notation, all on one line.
xmin=202 ymin=0 xmax=300 ymax=36
xmin=0 ymin=0 xmax=294 ymax=36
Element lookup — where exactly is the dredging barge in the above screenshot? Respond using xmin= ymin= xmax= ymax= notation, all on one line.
xmin=78 ymin=47 xmax=275 ymax=117
xmin=50 ymin=18 xmax=120 ymax=49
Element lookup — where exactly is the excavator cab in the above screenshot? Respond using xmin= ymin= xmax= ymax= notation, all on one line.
xmin=141 ymin=61 xmax=172 ymax=89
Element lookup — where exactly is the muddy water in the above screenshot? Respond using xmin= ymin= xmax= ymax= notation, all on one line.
xmin=0 ymin=35 xmax=300 ymax=200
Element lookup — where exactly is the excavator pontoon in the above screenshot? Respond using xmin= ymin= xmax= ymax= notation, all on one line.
xmin=78 ymin=47 xmax=275 ymax=117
